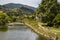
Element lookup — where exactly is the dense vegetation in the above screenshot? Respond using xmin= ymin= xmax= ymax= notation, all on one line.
xmin=0 ymin=0 xmax=60 ymax=28
xmin=0 ymin=4 xmax=35 ymax=25
xmin=35 ymin=0 xmax=60 ymax=27
xmin=0 ymin=0 xmax=60 ymax=39
xmin=0 ymin=11 xmax=11 ymax=25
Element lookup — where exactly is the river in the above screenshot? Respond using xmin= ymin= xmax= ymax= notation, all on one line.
xmin=0 ymin=25 xmax=40 ymax=40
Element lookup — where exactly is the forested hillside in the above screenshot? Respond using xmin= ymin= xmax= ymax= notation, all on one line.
xmin=0 ymin=3 xmax=36 ymax=25
xmin=0 ymin=0 xmax=60 ymax=27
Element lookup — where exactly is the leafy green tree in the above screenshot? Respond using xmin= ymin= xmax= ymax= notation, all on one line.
xmin=5 ymin=16 xmax=12 ymax=23
xmin=0 ymin=11 xmax=11 ymax=25
xmin=34 ymin=0 xmax=60 ymax=27
xmin=53 ymin=14 xmax=60 ymax=27
xmin=11 ymin=15 xmax=17 ymax=22
xmin=36 ymin=0 xmax=57 ymax=22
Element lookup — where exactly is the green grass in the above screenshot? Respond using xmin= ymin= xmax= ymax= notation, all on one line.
xmin=48 ymin=27 xmax=60 ymax=38
xmin=22 ymin=18 xmax=57 ymax=40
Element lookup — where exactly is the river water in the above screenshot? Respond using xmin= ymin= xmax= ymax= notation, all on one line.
xmin=0 ymin=25 xmax=40 ymax=40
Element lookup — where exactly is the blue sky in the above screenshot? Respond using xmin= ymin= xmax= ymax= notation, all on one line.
xmin=0 ymin=0 xmax=60 ymax=7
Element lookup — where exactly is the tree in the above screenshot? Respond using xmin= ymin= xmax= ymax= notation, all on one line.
xmin=11 ymin=15 xmax=17 ymax=22
xmin=36 ymin=0 xmax=57 ymax=22
xmin=53 ymin=14 xmax=60 ymax=27
xmin=11 ymin=8 xmax=22 ymax=16
xmin=34 ymin=0 xmax=60 ymax=27
xmin=0 ymin=11 xmax=11 ymax=25
xmin=6 ymin=8 xmax=22 ymax=17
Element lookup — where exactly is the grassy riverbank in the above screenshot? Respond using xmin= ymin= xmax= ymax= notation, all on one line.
xmin=47 ymin=27 xmax=60 ymax=39
xmin=22 ymin=18 xmax=58 ymax=40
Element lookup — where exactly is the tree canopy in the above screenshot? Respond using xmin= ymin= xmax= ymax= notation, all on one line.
xmin=35 ymin=0 xmax=60 ymax=27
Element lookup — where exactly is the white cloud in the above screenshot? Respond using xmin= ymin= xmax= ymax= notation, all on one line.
xmin=58 ymin=0 xmax=60 ymax=2
xmin=0 ymin=0 xmax=60 ymax=7
xmin=0 ymin=0 xmax=41 ymax=7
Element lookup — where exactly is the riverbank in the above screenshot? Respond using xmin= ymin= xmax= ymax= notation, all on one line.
xmin=22 ymin=19 xmax=57 ymax=40
xmin=0 ymin=18 xmax=60 ymax=40
xmin=46 ymin=27 xmax=60 ymax=40
xmin=0 ymin=25 xmax=38 ymax=40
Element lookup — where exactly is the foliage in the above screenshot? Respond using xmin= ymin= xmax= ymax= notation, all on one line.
xmin=35 ymin=0 xmax=60 ymax=27
xmin=53 ymin=14 xmax=60 ymax=27
xmin=0 ymin=0 xmax=60 ymax=27
xmin=0 ymin=11 xmax=11 ymax=25
xmin=11 ymin=16 xmax=17 ymax=22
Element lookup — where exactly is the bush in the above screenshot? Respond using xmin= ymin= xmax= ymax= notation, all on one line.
xmin=0 ymin=11 xmax=11 ymax=25
xmin=53 ymin=14 xmax=60 ymax=27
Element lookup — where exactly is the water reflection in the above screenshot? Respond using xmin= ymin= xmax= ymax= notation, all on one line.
xmin=0 ymin=25 xmax=8 ymax=32
xmin=0 ymin=25 xmax=38 ymax=40
xmin=0 ymin=32 xmax=7 ymax=40
xmin=0 ymin=25 xmax=49 ymax=40
xmin=37 ymin=36 xmax=48 ymax=40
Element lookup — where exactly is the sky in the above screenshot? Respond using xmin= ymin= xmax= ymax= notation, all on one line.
xmin=0 ymin=0 xmax=60 ymax=8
